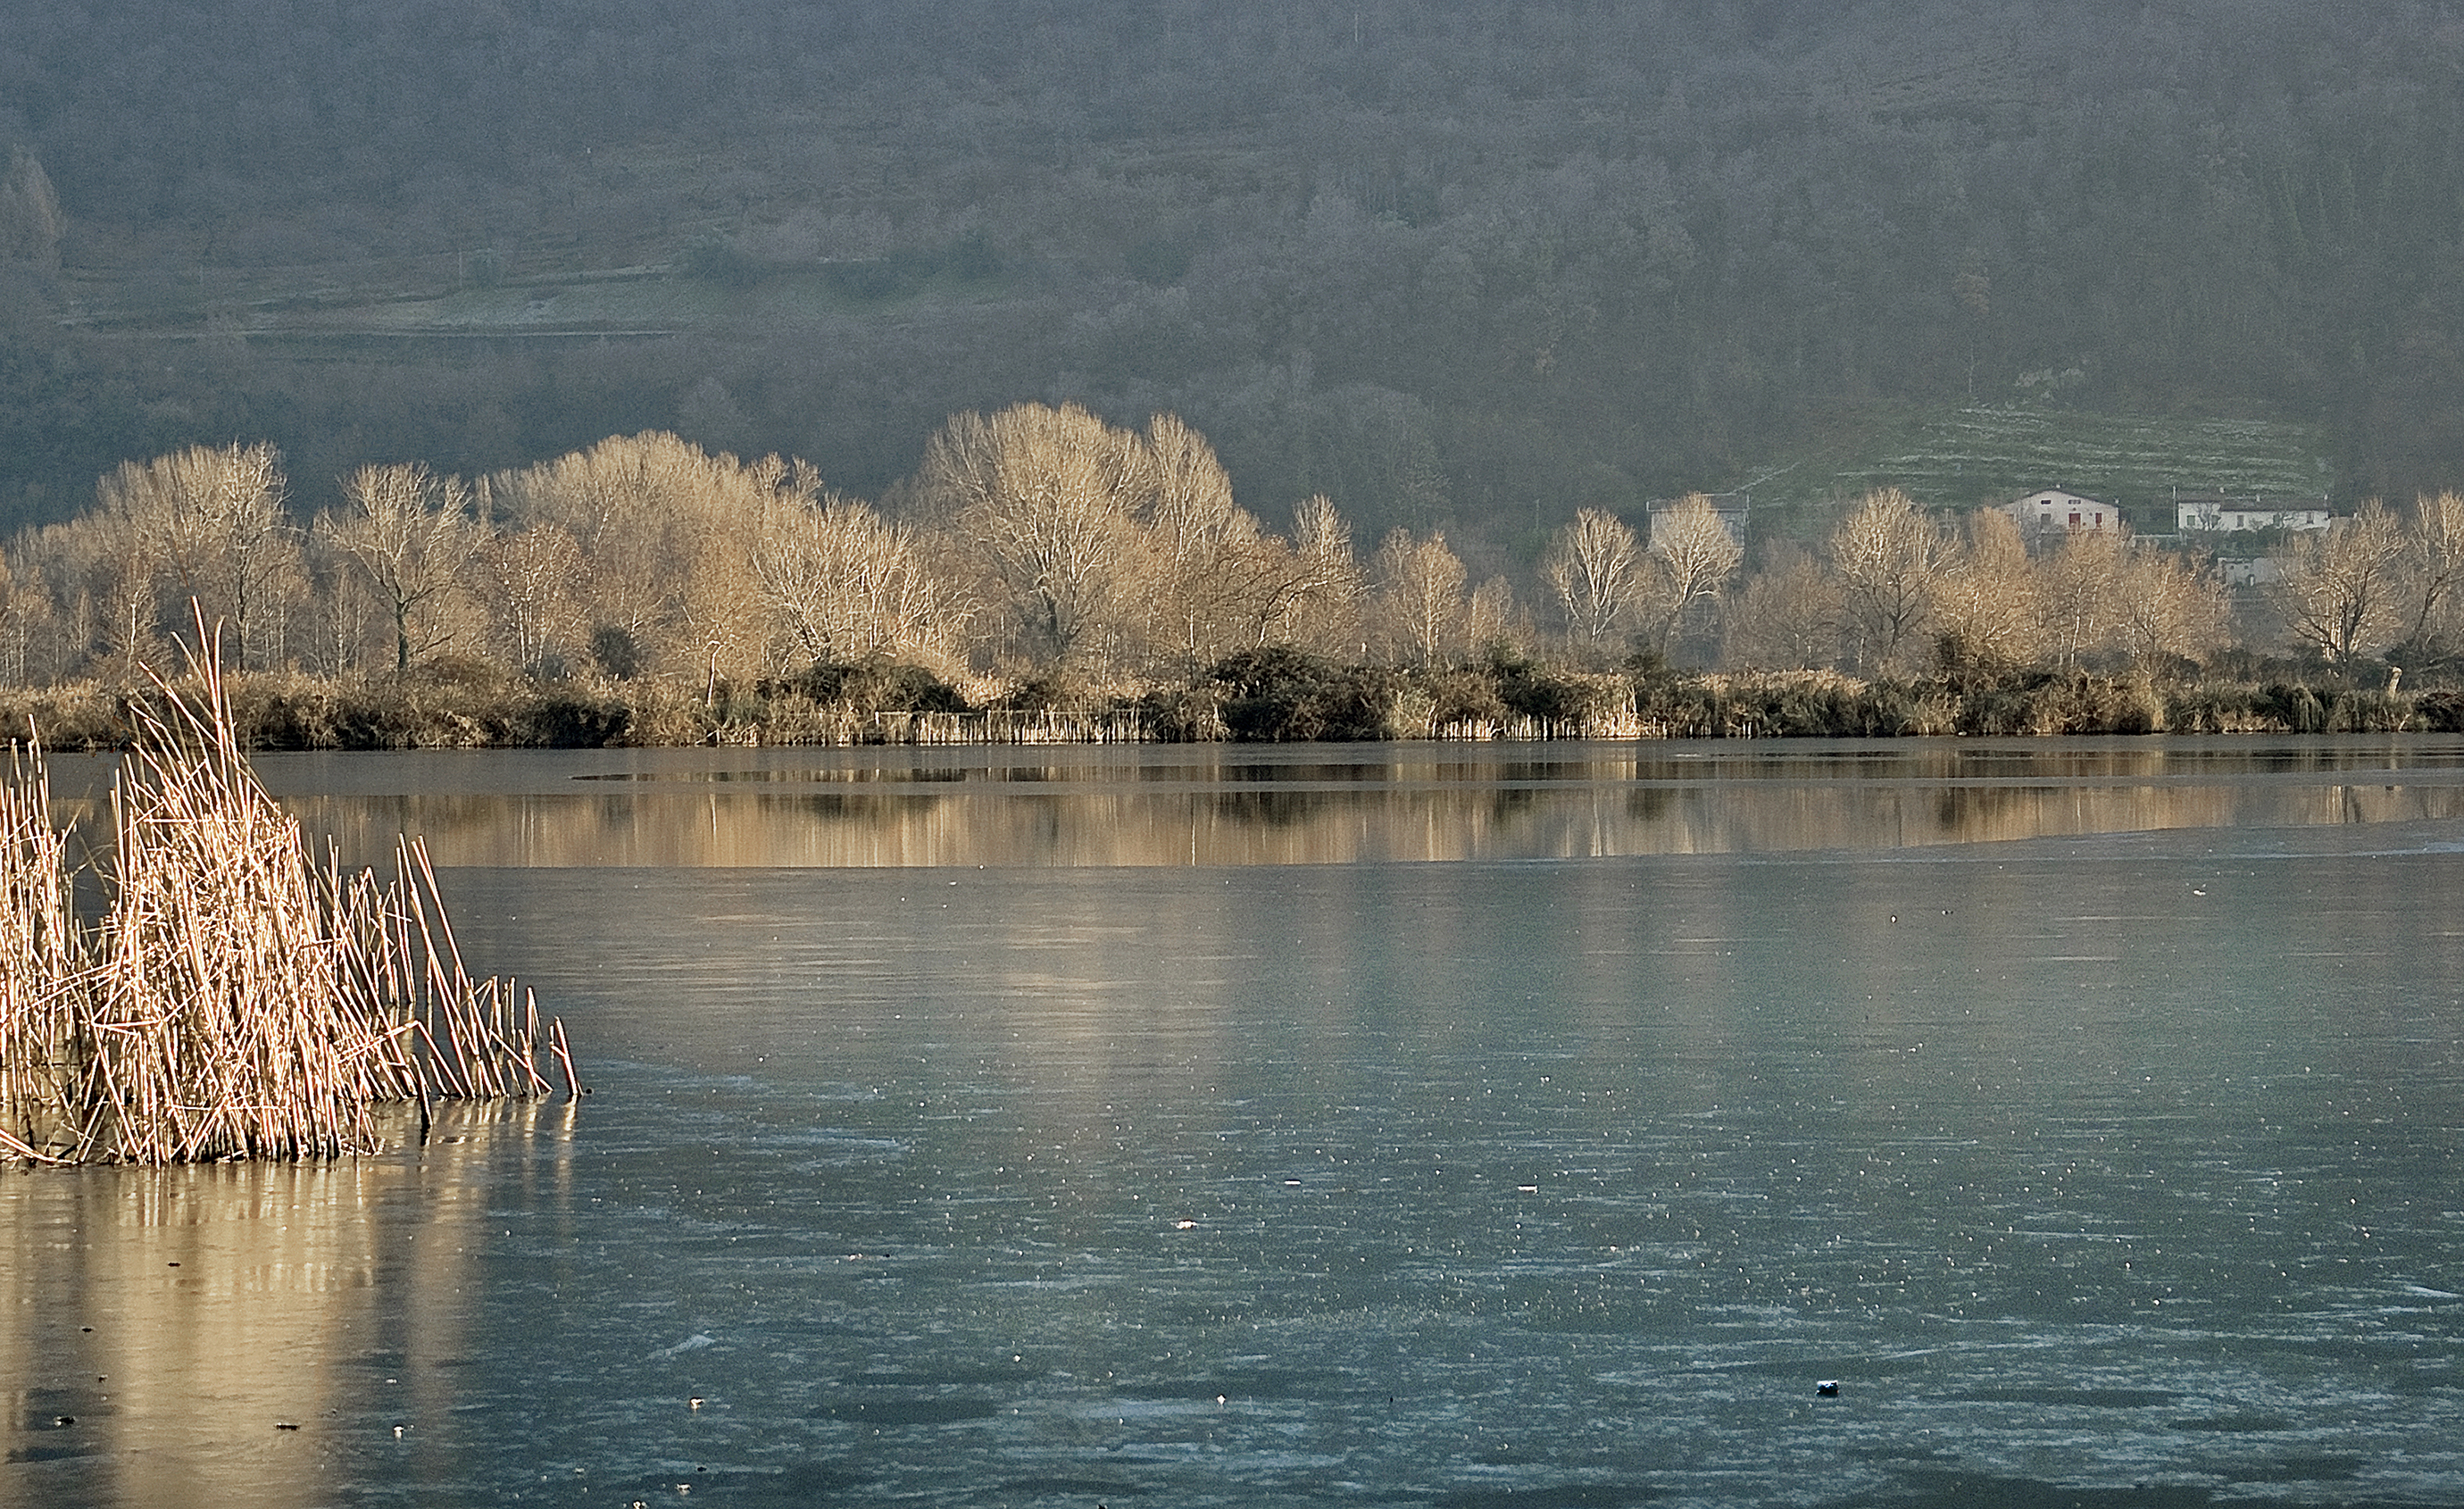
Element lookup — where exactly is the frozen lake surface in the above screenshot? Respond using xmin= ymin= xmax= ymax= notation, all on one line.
xmin=5 ymin=738 xmax=2461 ymax=1507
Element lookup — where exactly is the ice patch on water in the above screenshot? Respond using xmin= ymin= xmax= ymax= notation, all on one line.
xmin=1071 ymin=1397 xmax=1222 ymax=1421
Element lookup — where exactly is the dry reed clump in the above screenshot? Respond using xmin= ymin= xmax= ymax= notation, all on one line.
xmin=0 ymin=667 xmax=577 ymax=1166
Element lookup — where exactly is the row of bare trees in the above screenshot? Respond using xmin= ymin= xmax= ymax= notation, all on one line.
xmin=3 ymin=411 xmax=2458 ymax=694
xmin=1527 ymin=489 xmax=2228 ymax=677
xmin=2268 ymin=494 xmax=2464 ymax=664
xmin=1514 ymin=486 xmax=2464 ymax=677
xmin=1780 ymin=488 xmax=2464 ymax=674
xmin=0 ymin=411 xmax=1513 ymax=688
xmin=1727 ymin=490 xmax=2235 ymax=676
xmin=1541 ymin=496 xmax=1742 ymax=658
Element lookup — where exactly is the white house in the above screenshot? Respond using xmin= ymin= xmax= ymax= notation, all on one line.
xmin=2174 ymin=494 xmax=2331 ymax=535
xmin=2001 ymin=488 xmax=2119 ymax=534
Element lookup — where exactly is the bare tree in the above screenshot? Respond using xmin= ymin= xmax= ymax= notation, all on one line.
xmin=1830 ymin=488 xmax=1948 ymax=673
xmin=4 ymin=514 xmax=136 ymax=681
xmin=1638 ymin=494 xmax=1743 ymax=659
xmin=1141 ymin=413 xmax=1273 ymax=672
xmin=1264 ymin=495 xmax=1364 ymax=653
xmin=303 ymin=545 xmax=375 ymax=677
xmin=1466 ymin=575 xmax=1521 ymax=654
xmin=672 ymin=457 xmax=790 ymax=685
xmin=489 ymin=437 xmax=673 ymax=655
xmin=1541 ymin=507 xmax=1644 ymax=652
xmin=1931 ymin=507 xmax=2037 ymax=672
xmin=480 ymin=522 xmax=584 ymax=675
xmin=2034 ymin=527 xmax=2127 ymax=670
xmin=2111 ymin=545 xmax=2231 ymax=667
xmin=0 ymin=553 xmax=35 ymax=688
xmin=323 ymin=463 xmax=482 ymax=673
xmin=2396 ymin=490 xmax=2464 ymax=653
xmin=756 ymin=494 xmax=964 ymax=666
xmin=920 ymin=402 xmax=1151 ymax=667
xmin=2271 ymin=502 xmax=2408 ymax=663
xmin=67 ymin=506 xmax=163 ymax=680
xmin=1369 ymin=528 xmax=1467 ymax=667
xmin=1145 ymin=413 xmax=1242 ymax=567
xmin=492 ymin=433 xmax=818 ymax=681
xmin=1724 ymin=543 xmax=1840 ymax=670
xmin=91 ymin=442 xmax=298 ymax=670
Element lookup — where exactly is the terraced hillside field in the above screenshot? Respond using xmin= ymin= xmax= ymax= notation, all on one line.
xmin=1747 ymin=404 xmax=2336 ymax=531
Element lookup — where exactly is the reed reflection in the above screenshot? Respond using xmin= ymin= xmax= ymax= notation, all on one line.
xmin=0 ymin=1100 xmax=572 ymax=1509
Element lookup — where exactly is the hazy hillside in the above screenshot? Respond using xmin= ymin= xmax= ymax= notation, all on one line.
xmin=5 ymin=0 xmax=2463 ymax=545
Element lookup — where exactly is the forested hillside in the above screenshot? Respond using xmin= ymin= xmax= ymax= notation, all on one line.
xmin=5 ymin=1 xmax=2464 ymax=544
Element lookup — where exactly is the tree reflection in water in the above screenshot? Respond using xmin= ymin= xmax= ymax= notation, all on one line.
xmin=219 ymin=736 xmax=2464 ymax=870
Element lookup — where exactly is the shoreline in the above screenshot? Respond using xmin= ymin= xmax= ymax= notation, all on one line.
xmin=4 ymin=657 xmax=2454 ymax=752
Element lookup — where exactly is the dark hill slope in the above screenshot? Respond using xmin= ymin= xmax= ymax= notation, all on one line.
xmin=3 ymin=2 xmax=2460 ymax=533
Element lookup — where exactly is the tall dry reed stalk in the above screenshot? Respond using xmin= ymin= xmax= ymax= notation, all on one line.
xmin=1 ymin=654 xmax=574 ymax=1165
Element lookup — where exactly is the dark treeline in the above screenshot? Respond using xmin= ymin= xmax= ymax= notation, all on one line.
xmin=8 ymin=4 xmax=2464 ymax=544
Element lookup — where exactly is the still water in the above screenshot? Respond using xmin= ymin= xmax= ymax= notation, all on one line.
xmin=5 ymin=738 xmax=2463 ymax=1507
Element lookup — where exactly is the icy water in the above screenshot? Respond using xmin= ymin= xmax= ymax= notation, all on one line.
xmin=5 ymin=738 xmax=2464 ymax=1508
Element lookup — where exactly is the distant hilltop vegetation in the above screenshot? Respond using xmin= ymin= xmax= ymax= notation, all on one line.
xmin=3 ymin=3 xmax=2460 ymax=560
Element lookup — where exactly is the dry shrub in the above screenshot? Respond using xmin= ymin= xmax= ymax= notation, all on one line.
xmin=2023 ymin=675 xmax=2165 ymax=735
xmin=0 ymin=683 xmax=134 ymax=750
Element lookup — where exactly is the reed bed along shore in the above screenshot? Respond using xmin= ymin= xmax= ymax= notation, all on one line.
xmin=0 ymin=663 xmax=574 ymax=1166
xmin=3 ymin=650 xmax=2460 ymax=752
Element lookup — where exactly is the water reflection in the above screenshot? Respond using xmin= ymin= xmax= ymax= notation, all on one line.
xmin=0 ymin=1102 xmax=571 ymax=1508
xmin=215 ymin=735 xmax=2464 ymax=868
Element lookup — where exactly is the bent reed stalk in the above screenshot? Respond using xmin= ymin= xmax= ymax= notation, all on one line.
xmin=1 ymin=658 xmax=576 ymax=1165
